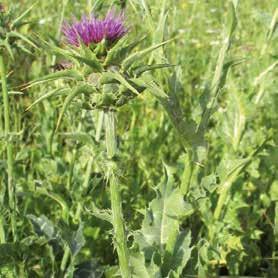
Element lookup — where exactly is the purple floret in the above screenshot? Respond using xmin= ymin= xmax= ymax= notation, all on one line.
xmin=103 ymin=9 xmax=128 ymax=42
xmin=62 ymin=16 xmax=105 ymax=46
xmin=62 ymin=9 xmax=127 ymax=47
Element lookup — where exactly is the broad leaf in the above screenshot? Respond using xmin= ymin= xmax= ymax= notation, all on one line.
xmin=163 ymin=231 xmax=192 ymax=276
xmin=134 ymin=165 xmax=191 ymax=260
xmin=130 ymin=251 xmax=161 ymax=278
xmin=69 ymin=223 xmax=85 ymax=257
xmin=87 ymin=204 xmax=113 ymax=225
xmin=27 ymin=214 xmax=58 ymax=240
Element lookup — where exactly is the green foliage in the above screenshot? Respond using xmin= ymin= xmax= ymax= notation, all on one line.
xmin=133 ymin=165 xmax=193 ymax=276
xmin=0 ymin=0 xmax=277 ymax=277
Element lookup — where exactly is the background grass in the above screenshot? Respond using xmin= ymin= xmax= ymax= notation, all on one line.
xmin=0 ymin=0 xmax=277 ymax=277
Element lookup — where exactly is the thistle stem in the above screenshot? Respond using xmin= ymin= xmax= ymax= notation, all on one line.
xmin=96 ymin=110 xmax=104 ymax=143
xmin=0 ymin=216 xmax=5 ymax=243
xmin=213 ymin=186 xmax=229 ymax=221
xmin=105 ymin=110 xmax=131 ymax=278
xmin=0 ymin=53 xmax=17 ymax=242
xmin=60 ymin=245 xmax=70 ymax=272
xmin=66 ymin=149 xmax=77 ymax=190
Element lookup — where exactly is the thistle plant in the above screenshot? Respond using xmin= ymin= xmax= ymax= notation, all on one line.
xmin=0 ymin=0 xmax=275 ymax=277
xmin=27 ymin=7 xmax=171 ymax=277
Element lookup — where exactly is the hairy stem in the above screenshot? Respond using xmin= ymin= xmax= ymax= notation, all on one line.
xmin=213 ymin=186 xmax=229 ymax=221
xmin=60 ymin=245 xmax=70 ymax=272
xmin=0 ymin=216 xmax=5 ymax=243
xmin=105 ymin=110 xmax=131 ymax=278
xmin=0 ymin=53 xmax=16 ymax=242
xmin=67 ymin=149 xmax=77 ymax=190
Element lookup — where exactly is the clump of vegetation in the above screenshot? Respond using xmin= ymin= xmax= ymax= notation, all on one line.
xmin=0 ymin=0 xmax=277 ymax=277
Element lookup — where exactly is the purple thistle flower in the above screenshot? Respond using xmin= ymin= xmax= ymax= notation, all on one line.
xmin=62 ymin=16 xmax=105 ymax=47
xmin=103 ymin=9 xmax=128 ymax=42
xmin=62 ymin=9 xmax=127 ymax=47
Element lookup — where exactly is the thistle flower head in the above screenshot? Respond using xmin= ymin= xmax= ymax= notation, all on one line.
xmin=62 ymin=8 xmax=127 ymax=47
xmin=103 ymin=9 xmax=127 ymax=42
